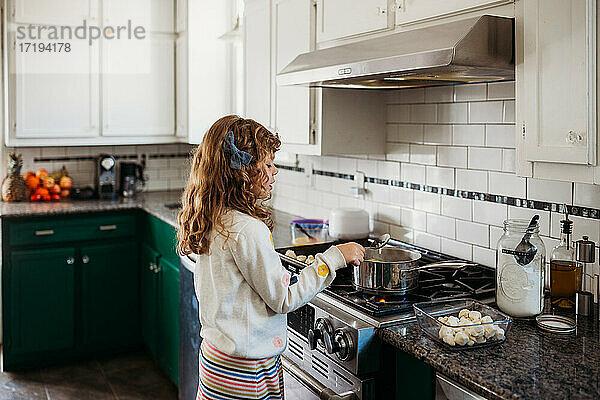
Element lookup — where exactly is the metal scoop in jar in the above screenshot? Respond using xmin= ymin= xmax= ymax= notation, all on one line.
xmin=513 ymin=215 xmax=539 ymax=266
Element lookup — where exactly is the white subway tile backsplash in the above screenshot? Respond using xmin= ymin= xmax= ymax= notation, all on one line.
xmin=377 ymin=203 xmax=401 ymax=225
xmin=473 ymin=246 xmax=496 ymax=268
xmin=414 ymin=231 xmax=441 ymax=251
xmin=366 ymin=182 xmax=390 ymax=203
xmin=456 ymin=220 xmax=489 ymax=247
xmin=338 ymin=157 xmax=357 ymax=173
xmin=452 ymin=125 xmax=485 ymax=146
xmin=387 ymin=88 xmax=424 ymax=104
xmin=486 ymin=125 xmax=515 ymax=148
xmin=472 ymin=201 xmax=507 ymax=226
xmin=409 ymin=144 xmax=436 ymax=165
xmin=503 ymin=100 xmax=515 ymax=123
xmin=414 ymin=191 xmax=441 ymax=213
xmin=502 ymin=149 xmax=516 ymax=173
xmin=385 ymin=143 xmax=410 ymax=163
xmin=527 ymin=178 xmax=572 ymax=204
xmin=378 ymin=161 xmax=400 ymax=180
xmin=388 ymin=104 xmax=410 ymax=123
xmin=488 ymin=172 xmax=526 ymax=198
xmin=489 ymin=225 xmax=504 ymax=248
xmin=401 ymin=208 xmax=427 ymax=231
xmin=427 ymin=214 xmax=455 ymax=239
xmin=574 ymin=183 xmax=600 ymax=208
xmin=469 ymin=101 xmax=503 ymax=123
xmin=411 ymin=104 xmax=437 ymax=123
xmin=425 ymin=86 xmax=453 ymax=103
xmin=372 ymin=220 xmax=390 ymax=235
xmin=441 ymin=238 xmax=472 ymax=260
xmin=423 ymin=125 xmax=452 ymax=145
xmin=390 ymin=224 xmax=414 ymax=243
xmin=441 ymin=196 xmax=472 ymax=221
xmin=426 ymin=166 xmax=454 ymax=189
xmin=390 ymin=186 xmax=414 ymax=208
xmin=397 ymin=124 xmax=424 ymax=143
xmin=454 ymin=84 xmax=487 ymax=102
xmin=508 ymin=206 xmax=551 ymax=237
xmin=357 ymin=159 xmax=378 ymax=177
xmin=455 ymin=169 xmax=488 ymax=192
xmin=437 ymin=103 xmax=468 ymax=123
xmin=401 ymin=163 xmax=426 ymax=183
xmin=468 ymin=147 xmax=503 ymax=171
xmin=487 ymin=81 xmax=515 ymax=100
xmin=437 ymin=146 xmax=468 ymax=168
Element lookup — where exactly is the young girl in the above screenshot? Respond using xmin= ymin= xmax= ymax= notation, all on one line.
xmin=177 ymin=115 xmax=365 ymax=400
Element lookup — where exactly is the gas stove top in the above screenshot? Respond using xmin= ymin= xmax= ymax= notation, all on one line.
xmin=278 ymin=238 xmax=496 ymax=326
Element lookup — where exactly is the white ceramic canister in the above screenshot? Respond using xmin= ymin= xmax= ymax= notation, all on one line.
xmin=328 ymin=208 xmax=370 ymax=240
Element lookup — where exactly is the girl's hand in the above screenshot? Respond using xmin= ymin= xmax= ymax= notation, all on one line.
xmin=336 ymin=242 xmax=365 ymax=266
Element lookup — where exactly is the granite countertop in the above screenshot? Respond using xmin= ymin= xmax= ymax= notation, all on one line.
xmin=379 ymin=306 xmax=600 ymax=400
xmin=0 ymin=190 xmax=299 ymax=247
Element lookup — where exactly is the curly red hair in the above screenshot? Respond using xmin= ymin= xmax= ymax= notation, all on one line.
xmin=177 ymin=115 xmax=281 ymax=256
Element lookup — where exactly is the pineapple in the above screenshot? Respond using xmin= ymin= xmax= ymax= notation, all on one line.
xmin=2 ymin=153 xmax=27 ymax=202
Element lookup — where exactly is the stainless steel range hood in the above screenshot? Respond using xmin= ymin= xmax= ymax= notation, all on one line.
xmin=276 ymin=15 xmax=514 ymax=89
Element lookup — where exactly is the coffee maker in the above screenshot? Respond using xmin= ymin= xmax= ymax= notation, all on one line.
xmin=119 ymin=161 xmax=146 ymax=197
xmin=95 ymin=155 xmax=117 ymax=199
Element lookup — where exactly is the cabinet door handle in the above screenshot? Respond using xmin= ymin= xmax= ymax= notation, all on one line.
xmin=82 ymin=256 xmax=90 ymax=264
xmin=66 ymin=257 xmax=75 ymax=265
xmin=35 ymin=229 xmax=54 ymax=236
xmin=99 ymin=224 xmax=117 ymax=231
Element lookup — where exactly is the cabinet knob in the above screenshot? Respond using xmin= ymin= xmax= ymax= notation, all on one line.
xmin=82 ymin=256 xmax=90 ymax=264
xmin=154 ymin=266 xmax=162 ymax=274
xmin=66 ymin=257 xmax=75 ymax=265
xmin=376 ymin=6 xmax=387 ymax=15
xmin=149 ymin=262 xmax=157 ymax=271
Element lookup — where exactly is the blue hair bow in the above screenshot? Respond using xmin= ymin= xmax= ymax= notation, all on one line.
xmin=223 ymin=131 xmax=253 ymax=169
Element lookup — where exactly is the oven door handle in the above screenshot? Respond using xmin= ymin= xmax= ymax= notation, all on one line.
xmin=281 ymin=356 xmax=357 ymax=400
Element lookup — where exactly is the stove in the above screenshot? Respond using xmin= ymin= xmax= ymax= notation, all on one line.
xmin=277 ymin=237 xmax=496 ymax=400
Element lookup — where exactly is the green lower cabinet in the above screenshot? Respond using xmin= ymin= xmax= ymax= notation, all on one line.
xmin=158 ymin=256 xmax=180 ymax=384
xmin=140 ymin=242 xmax=160 ymax=359
xmin=80 ymin=242 xmax=140 ymax=350
xmin=6 ymin=247 xmax=76 ymax=361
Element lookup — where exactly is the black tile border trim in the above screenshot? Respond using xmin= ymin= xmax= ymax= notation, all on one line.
xmin=274 ymin=164 xmax=305 ymax=173
xmin=287 ymin=168 xmax=600 ymax=221
xmin=34 ymin=153 xmax=189 ymax=163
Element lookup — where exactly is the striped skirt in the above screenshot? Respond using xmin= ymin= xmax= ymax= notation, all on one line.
xmin=197 ymin=340 xmax=285 ymax=400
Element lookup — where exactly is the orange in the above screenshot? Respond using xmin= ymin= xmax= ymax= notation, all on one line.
xmin=26 ymin=176 xmax=40 ymax=190
xmin=59 ymin=176 xmax=72 ymax=189
xmin=35 ymin=169 xmax=48 ymax=179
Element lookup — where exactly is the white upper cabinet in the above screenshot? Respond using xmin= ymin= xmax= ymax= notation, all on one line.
xmin=520 ymin=0 xmax=594 ymax=166
xmin=315 ymin=0 xmax=391 ymax=43
xmin=103 ymin=0 xmax=173 ymax=33
xmin=185 ymin=0 xmax=234 ymax=144
xmin=9 ymin=35 xmax=100 ymax=141
xmin=102 ymin=36 xmax=175 ymax=137
xmin=11 ymin=0 xmax=97 ymax=26
xmin=244 ymin=0 xmax=272 ymax=128
xmin=396 ymin=0 xmax=513 ymax=26
xmin=274 ymin=0 xmax=313 ymax=146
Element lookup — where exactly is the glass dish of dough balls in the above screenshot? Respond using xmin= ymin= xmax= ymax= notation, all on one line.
xmin=413 ymin=299 xmax=512 ymax=351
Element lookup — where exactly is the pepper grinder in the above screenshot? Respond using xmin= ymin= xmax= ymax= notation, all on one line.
xmin=575 ymin=236 xmax=595 ymax=316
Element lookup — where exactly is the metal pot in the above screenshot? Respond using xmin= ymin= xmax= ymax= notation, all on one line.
xmin=352 ymin=247 xmax=422 ymax=294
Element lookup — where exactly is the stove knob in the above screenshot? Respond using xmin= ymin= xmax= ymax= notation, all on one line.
xmin=332 ymin=329 xmax=355 ymax=361
xmin=308 ymin=318 xmax=333 ymax=351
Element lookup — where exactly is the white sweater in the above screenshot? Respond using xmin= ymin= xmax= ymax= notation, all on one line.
xmin=194 ymin=210 xmax=347 ymax=359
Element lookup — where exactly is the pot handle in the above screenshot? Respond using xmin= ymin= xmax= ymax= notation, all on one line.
xmin=410 ymin=261 xmax=477 ymax=271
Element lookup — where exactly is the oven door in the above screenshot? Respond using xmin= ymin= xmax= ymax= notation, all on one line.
xmin=281 ymin=356 xmax=357 ymax=400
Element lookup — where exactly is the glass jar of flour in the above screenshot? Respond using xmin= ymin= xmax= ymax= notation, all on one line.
xmin=496 ymin=218 xmax=546 ymax=318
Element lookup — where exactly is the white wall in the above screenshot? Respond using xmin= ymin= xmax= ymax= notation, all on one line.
xmin=270 ymin=81 xmax=600 ymax=282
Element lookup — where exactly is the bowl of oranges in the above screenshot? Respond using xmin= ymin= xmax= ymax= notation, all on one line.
xmin=25 ymin=166 xmax=72 ymax=202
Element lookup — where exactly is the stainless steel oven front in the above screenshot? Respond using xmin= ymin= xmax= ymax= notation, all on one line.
xmin=284 ymin=298 xmax=378 ymax=400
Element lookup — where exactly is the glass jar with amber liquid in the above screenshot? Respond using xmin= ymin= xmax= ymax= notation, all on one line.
xmin=550 ymin=216 xmax=581 ymax=308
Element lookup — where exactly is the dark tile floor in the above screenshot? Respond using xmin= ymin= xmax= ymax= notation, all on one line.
xmin=0 ymin=350 xmax=178 ymax=400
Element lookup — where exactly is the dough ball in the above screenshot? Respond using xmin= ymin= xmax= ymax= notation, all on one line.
xmin=296 ymin=255 xmax=307 ymax=262
xmin=447 ymin=316 xmax=460 ymax=327
xmin=454 ymin=331 xmax=469 ymax=346
xmin=306 ymin=255 xmax=315 ymax=264
xmin=475 ymin=335 xmax=487 ymax=344
xmin=439 ymin=326 xmax=454 ymax=338
xmin=443 ymin=333 xmax=456 ymax=346
xmin=484 ymin=325 xmax=496 ymax=339
xmin=481 ymin=315 xmax=493 ymax=324
xmin=459 ymin=309 xmax=470 ymax=319
xmin=468 ymin=311 xmax=482 ymax=322
xmin=467 ymin=339 xmax=475 ymax=346
xmin=285 ymin=250 xmax=296 ymax=259
xmin=459 ymin=317 xmax=471 ymax=326
xmin=467 ymin=325 xmax=484 ymax=337
xmin=495 ymin=328 xmax=505 ymax=340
